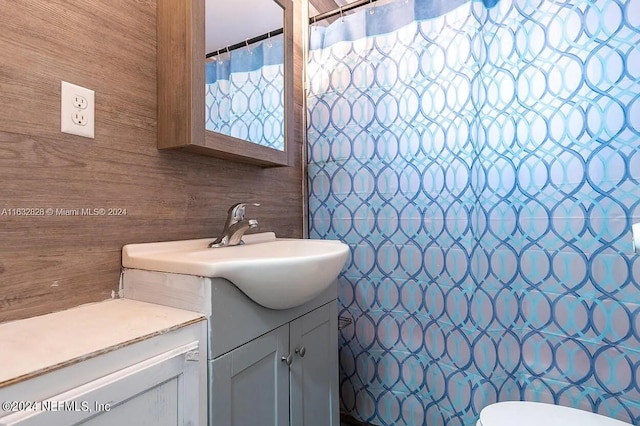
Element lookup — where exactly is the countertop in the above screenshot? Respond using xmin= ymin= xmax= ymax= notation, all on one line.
xmin=0 ymin=298 xmax=205 ymax=388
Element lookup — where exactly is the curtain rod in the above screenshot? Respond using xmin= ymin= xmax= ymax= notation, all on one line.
xmin=206 ymin=27 xmax=284 ymax=59
xmin=309 ymin=0 xmax=380 ymax=24
xmin=206 ymin=0 xmax=381 ymax=58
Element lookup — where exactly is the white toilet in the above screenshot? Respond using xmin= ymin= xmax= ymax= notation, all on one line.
xmin=477 ymin=401 xmax=633 ymax=426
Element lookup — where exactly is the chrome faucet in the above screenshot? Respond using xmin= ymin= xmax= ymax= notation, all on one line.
xmin=209 ymin=203 xmax=260 ymax=248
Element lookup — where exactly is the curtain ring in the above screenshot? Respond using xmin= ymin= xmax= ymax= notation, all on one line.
xmin=267 ymin=31 xmax=272 ymax=47
xmin=339 ymin=5 xmax=344 ymax=22
xmin=369 ymin=0 xmax=375 ymax=14
xmin=245 ymin=39 xmax=253 ymax=54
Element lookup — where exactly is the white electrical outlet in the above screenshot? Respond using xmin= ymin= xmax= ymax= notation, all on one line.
xmin=61 ymin=81 xmax=94 ymax=138
xmin=72 ymin=95 xmax=88 ymax=109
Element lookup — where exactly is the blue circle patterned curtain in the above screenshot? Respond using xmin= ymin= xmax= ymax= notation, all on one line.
xmin=307 ymin=0 xmax=640 ymax=424
xmin=206 ymin=35 xmax=285 ymax=150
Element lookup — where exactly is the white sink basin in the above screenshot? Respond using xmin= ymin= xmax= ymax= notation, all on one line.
xmin=122 ymin=233 xmax=349 ymax=310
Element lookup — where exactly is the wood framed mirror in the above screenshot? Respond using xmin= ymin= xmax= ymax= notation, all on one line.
xmin=157 ymin=0 xmax=294 ymax=167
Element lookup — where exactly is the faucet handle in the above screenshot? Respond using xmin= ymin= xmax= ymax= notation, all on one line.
xmin=228 ymin=202 xmax=260 ymax=221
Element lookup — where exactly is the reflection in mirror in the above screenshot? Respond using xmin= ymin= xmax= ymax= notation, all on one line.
xmin=205 ymin=0 xmax=285 ymax=151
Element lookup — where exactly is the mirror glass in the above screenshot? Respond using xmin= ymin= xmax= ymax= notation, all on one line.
xmin=205 ymin=0 xmax=286 ymax=151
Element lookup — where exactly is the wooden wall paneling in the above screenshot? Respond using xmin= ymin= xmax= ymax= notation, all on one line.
xmin=0 ymin=0 xmax=305 ymax=322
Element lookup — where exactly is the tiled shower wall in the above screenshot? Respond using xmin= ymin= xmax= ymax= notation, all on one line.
xmin=307 ymin=0 xmax=640 ymax=424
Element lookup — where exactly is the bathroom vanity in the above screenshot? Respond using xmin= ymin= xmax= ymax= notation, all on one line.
xmin=120 ymin=232 xmax=348 ymax=425
xmin=121 ymin=269 xmax=340 ymax=426
xmin=0 ymin=299 xmax=207 ymax=426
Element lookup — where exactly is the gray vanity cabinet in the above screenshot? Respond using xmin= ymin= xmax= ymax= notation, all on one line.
xmin=290 ymin=302 xmax=339 ymax=426
xmin=209 ymin=302 xmax=339 ymax=426
xmin=210 ymin=325 xmax=289 ymax=426
xmin=121 ymin=270 xmax=341 ymax=426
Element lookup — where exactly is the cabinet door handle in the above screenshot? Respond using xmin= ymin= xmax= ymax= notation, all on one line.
xmin=281 ymin=354 xmax=293 ymax=366
xmin=295 ymin=346 xmax=306 ymax=357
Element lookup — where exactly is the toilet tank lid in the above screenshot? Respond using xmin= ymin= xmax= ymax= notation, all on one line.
xmin=479 ymin=402 xmax=632 ymax=426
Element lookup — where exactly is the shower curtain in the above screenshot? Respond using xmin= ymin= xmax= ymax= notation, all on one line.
xmin=206 ymin=36 xmax=285 ymax=150
xmin=307 ymin=0 xmax=640 ymax=425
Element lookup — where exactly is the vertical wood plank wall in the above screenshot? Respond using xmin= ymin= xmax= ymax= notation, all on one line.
xmin=0 ymin=0 xmax=305 ymax=322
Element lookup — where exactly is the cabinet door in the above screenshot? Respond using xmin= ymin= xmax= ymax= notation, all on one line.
xmin=0 ymin=342 xmax=201 ymax=426
xmin=290 ymin=301 xmax=338 ymax=426
xmin=210 ymin=325 xmax=289 ymax=426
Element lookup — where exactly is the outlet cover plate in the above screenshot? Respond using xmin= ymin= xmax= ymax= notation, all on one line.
xmin=61 ymin=81 xmax=95 ymax=138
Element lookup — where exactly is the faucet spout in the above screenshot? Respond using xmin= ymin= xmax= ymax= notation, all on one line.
xmin=210 ymin=202 xmax=260 ymax=248
xmin=209 ymin=219 xmax=258 ymax=248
